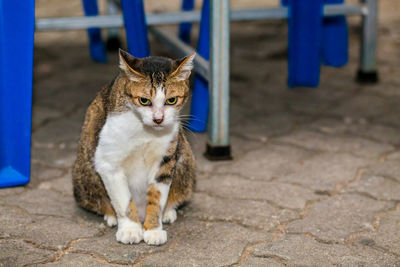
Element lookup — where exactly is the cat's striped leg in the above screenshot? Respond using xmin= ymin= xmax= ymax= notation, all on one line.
xmin=99 ymin=168 xmax=143 ymax=244
xmin=102 ymin=198 xmax=117 ymax=227
xmin=143 ymin=182 xmax=171 ymax=245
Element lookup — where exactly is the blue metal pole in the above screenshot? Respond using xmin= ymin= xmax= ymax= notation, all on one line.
xmin=322 ymin=0 xmax=348 ymax=67
xmin=121 ymin=0 xmax=150 ymax=57
xmin=287 ymin=0 xmax=323 ymax=87
xmin=81 ymin=0 xmax=108 ymax=62
xmin=179 ymin=0 xmax=195 ymax=43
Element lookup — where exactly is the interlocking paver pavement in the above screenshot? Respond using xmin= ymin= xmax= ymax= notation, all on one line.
xmin=1 ymin=0 xmax=400 ymax=266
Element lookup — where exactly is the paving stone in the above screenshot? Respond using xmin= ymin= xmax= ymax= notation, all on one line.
xmin=286 ymin=194 xmax=393 ymax=242
xmin=243 ymin=256 xmax=284 ymax=267
xmin=32 ymin=105 xmax=63 ymax=131
xmin=231 ymin=111 xmax=310 ymax=141
xmin=0 ymin=204 xmax=99 ymax=248
xmin=230 ymin=85 xmax=288 ymax=116
xmin=196 ymin=174 xmax=319 ymax=209
xmin=32 ymin=114 xmax=83 ymax=146
xmin=253 ymin=234 xmax=399 ymax=266
xmin=215 ymin=144 xmax=314 ymax=181
xmin=38 ymin=172 xmax=74 ymax=197
xmin=280 ymin=152 xmax=372 ymax=191
xmin=308 ymin=117 xmax=400 ymax=144
xmin=275 ymin=130 xmax=393 ymax=158
xmin=1 ymin=187 xmax=103 ymax=227
xmin=31 ymin=146 xmax=77 ymax=168
xmin=30 ymin=163 xmax=66 ymax=187
xmin=187 ymin=133 xmax=263 ymax=173
xmin=184 ymin=192 xmax=299 ymax=231
xmin=32 ymin=146 xmax=77 ymax=168
xmin=0 ymin=204 xmax=37 ymax=239
xmin=285 ymin=88 xmax=348 ymax=115
xmin=0 ymin=239 xmax=54 ymax=266
xmin=355 ymin=210 xmax=400 ymax=255
xmin=378 ymin=110 xmax=400 ymax=128
xmin=43 ymin=253 xmax=114 ymax=267
xmin=26 ymin=216 xmax=100 ymax=249
xmin=142 ymin=221 xmax=271 ymax=267
xmin=387 ymin=151 xmax=400 ymax=161
xmin=0 ymin=187 xmax=26 ymax=198
xmin=72 ymin=219 xmax=198 ymax=265
xmin=33 ymin=73 xmax=103 ymax=114
xmin=0 ymin=188 xmax=76 ymax=218
xmin=326 ymin=94 xmax=390 ymax=119
xmin=365 ymin=160 xmax=400 ymax=182
xmin=344 ymin=174 xmax=400 ymax=201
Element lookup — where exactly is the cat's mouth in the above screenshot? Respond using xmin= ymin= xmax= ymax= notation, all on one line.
xmin=153 ymin=124 xmax=165 ymax=130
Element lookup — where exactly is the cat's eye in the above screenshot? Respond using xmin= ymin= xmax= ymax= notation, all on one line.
xmin=139 ymin=97 xmax=151 ymax=106
xmin=165 ymin=97 xmax=177 ymax=105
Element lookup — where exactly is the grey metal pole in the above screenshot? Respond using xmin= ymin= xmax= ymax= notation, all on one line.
xmin=357 ymin=0 xmax=379 ymax=83
xmin=106 ymin=0 xmax=121 ymax=51
xmin=205 ymin=0 xmax=232 ymax=160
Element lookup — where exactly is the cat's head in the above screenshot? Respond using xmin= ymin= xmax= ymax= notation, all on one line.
xmin=118 ymin=49 xmax=195 ymax=130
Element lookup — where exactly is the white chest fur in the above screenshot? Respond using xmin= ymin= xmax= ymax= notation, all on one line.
xmin=94 ymin=111 xmax=177 ymax=221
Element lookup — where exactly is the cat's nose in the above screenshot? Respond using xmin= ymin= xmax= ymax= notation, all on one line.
xmin=153 ymin=118 xmax=163 ymax=124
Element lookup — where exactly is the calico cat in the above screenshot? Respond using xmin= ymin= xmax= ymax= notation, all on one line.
xmin=72 ymin=49 xmax=196 ymax=246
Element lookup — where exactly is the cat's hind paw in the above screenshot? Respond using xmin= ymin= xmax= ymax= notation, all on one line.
xmin=162 ymin=208 xmax=177 ymax=224
xmin=116 ymin=221 xmax=143 ymax=244
xmin=144 ymin=229 xmax=167 ymax=246
xmin=104 ymin=214 xmax=117 ymax=227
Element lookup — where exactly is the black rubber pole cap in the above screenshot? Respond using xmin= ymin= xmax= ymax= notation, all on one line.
xmin=204 ymin=144 xmax=232 ymax=161
xmin=106 ymin=36 xmax=122 ymax=52
xmin=356 ymin=69 xmax=379 ymax=84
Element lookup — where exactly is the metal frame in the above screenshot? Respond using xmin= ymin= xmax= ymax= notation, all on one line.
xmin=34 ymin=1 xmax=378 ymax=159
xmin=35 ymin=4 xmax=365 ymax=31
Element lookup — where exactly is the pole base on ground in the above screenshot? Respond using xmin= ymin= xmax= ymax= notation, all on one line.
xmin=106 ymin=36 xmax=122 ymax=51
xmin=204 ymin=144 xmax=232 ymax=161
xmin=356 ymin=70 xmax=379 ymax=84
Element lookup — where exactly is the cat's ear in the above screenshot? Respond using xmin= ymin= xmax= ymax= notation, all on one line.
xmin=119 ymin=49 xmax=146 ymax=81
xmin=169 ymin=53 xmax=196 ymax=81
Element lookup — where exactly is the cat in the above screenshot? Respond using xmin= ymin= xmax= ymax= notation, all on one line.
xmin=72 ymin=49 xmax=196 ymax=246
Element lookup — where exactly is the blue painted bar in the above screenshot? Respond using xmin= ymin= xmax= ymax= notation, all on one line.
xmin=121 ymin=0 xmax=150 ymax=57
xmin=82 ymin=0 xmax=108 ymax=62
xmin=287 ymin=0 xmax=323 ymax=87
xmin=322 ymin=0 xmax=348 ymax=67
xmin=189 ymin=0 xmax=209 ymax=132
xmin=0 ymin=0 xmax=35 ymax=187
xmin=179 ymin=0 xmax=195 ymax=43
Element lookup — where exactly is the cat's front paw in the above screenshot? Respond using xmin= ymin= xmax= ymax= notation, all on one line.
xmin=104 ymin=214 xmax=117 ymax=227
xmin=116 ymin=220 xmax=143 ymax=244
xmin=162 ymin=208 xmax=177 ymax=224
xmin=144 ymin=229 xmax=167 ymax=246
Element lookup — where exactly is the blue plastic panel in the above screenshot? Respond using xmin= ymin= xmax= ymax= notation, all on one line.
xmin=0 ymin=0 xmax=35 ymax=188
xmin=189 ymin=0 xmax=209 ymax=132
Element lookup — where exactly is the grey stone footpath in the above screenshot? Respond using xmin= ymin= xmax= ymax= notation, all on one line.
xmin=1 ymin=1 xmax=400 ymax=266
